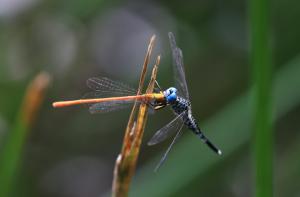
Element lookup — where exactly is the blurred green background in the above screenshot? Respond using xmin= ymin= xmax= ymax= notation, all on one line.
xmin=0 ymin=0 xmax=300 ymax=196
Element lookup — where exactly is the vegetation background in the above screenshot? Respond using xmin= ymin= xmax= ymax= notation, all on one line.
xmin=0 ymin=0 xmax=300 ymax=196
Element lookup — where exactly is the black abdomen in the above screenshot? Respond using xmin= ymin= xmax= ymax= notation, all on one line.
xmin=171 ymin=97 xmax=200 ymax=134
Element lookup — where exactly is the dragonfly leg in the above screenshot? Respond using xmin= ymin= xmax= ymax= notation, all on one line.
xmin=148 ymin=101 xmax=156 ymax=109
xmin=148 ymin=98 xmax=167 ymax=110
xmin=154 ymin=104 xmax=166 ymax=110
xmin=155 ymin=80 xmax=163 ymax=92
xmin=148 ymin=102 xmax=165 ymax=110
xmin=147 ymin=101 xmax=165 ymax=114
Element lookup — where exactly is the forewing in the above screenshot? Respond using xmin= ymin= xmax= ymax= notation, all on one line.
xmin=147 ymin=112 xmax=185 ymax=146
xmin=168 ymin=32 xmax=190 ymax=99
xmin=86 ymin=77 xmax=136 ymax=96
xmin=83 ymin=77 xmax=137 ymax=104
xmin=83 ymin=91 xmax=132 ymax=100
xmin=89 ymin=100 xmax=136 ymax=114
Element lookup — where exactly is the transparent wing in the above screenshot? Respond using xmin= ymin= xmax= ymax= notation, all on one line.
xmin=84 ymin=77 xmax=153 ymax=114
xmin=154 ymin=123 xmax=184 ymax=172
xmin=148 ymin=112 xmax=185 ymax=146
xmin=83 ymin=91 xmax=134 ymax=100
xmin=85 ymin=77 xmax=136 ymax=98
xmin=168 ymin=32 xmax=190 ymax=99
xmin=89 ymin=100 xmax=137 ymax=114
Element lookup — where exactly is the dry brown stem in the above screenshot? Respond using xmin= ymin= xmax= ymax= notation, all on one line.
xmin=112 ymin=35 xmax=160 ymax=197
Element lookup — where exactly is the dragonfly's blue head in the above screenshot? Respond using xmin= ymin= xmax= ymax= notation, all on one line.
xmin=163 ymin=87 xmax=178 ymax=103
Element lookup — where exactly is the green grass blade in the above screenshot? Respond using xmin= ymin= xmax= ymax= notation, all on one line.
xmin=249 ymin=0 xmax=273 ymax=195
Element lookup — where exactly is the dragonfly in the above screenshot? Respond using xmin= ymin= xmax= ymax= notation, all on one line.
xmin=52 ymin=32 xmax=222 ymax=171
xmin=146 ymin=32 xmax=222 ymax=171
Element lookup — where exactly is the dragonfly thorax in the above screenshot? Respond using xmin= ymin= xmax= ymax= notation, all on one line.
xmin=163 ymin=87 xmax=178 ymax=103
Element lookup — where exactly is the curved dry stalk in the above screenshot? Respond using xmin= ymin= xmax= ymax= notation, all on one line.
xmin=112 ymin=35 xmax=160 ymax=197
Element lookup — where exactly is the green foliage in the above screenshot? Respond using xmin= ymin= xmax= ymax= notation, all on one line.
xmin=250 ymin=0 xmax=273 ymax=195
xmin=0 ymin=113 xmax=28 ymax=197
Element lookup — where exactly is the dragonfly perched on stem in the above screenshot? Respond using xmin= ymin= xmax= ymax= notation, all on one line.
xmin=52 ymin=32 xmax=222 ymax=171
xmin=147 ymin=32 xmax=222 ymax=171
